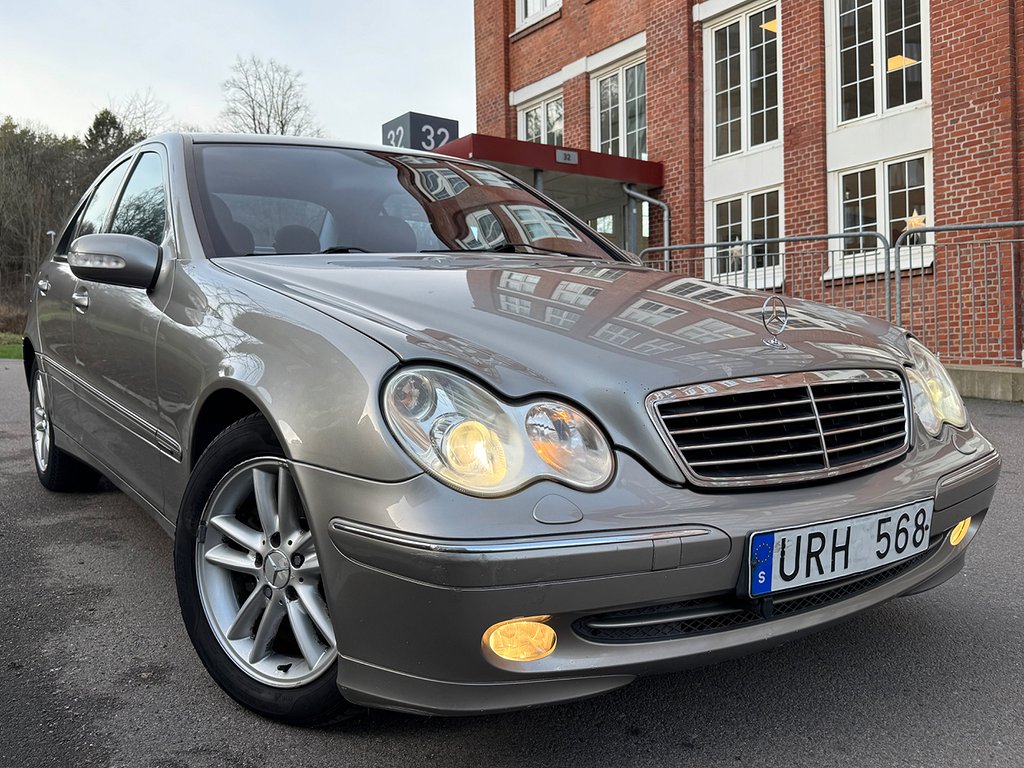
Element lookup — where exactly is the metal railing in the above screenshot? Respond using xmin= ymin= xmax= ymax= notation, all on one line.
xmin=640 ymin=224 xmax=1023 ymax=367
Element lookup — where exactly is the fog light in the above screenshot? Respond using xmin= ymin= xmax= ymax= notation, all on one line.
xmin=949 ymin=517 xmax=972 ymax=546
xmin=484 ymin=617 xmax=556 ymax=661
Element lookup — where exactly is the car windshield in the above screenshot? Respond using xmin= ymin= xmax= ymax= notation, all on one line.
xmin=192 ymin=143 xmax=617 ymax=261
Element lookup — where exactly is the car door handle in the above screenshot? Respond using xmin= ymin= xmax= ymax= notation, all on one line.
xmin=37 ymin=279 xmax=51 ymax=295
xmin=72 ymin=289 xmax=90 ymax=313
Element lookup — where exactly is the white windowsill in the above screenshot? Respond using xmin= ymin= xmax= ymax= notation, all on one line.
xmin=511 ymin=3 xmax=562 ymax=37
xmin=821 ymin=245 xmax=934 ymax=281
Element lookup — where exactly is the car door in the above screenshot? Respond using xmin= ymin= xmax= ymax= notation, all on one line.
xmin=34 ymin=158 xmax=133 ymax=448
xmin=71 ymin=149 xmax=172 ymax=509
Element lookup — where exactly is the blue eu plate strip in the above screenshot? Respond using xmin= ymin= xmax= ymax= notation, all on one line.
xmin=750 ymin=532 xmax=775 ymax=596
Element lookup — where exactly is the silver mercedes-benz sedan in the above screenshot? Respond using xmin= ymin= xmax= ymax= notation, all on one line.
xmin=23 ymin=134 xmax=1000 ymax=725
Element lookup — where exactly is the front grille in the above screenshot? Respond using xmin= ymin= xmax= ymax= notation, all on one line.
xmin=573 ymin=542 xmax=938 ymax=644
xmin=647 ymin=369 xmax=909 ymax=487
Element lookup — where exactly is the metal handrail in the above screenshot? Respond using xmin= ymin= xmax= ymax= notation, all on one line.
xmin=893 ymin=221 xmax=1024 ymax=327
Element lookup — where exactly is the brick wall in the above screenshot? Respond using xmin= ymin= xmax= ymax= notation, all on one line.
xmin=474 ymin=0 xmax=1023 ymax=364
xmin=475 ymin=0 xmax=514 ymax=136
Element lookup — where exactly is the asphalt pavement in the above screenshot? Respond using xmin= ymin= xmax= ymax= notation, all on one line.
xmin=1 ymin=358 xmax=1021 ymax=768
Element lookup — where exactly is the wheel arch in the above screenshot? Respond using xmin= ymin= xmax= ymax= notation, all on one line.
xmin=23 ymin=338 xmax=36 ymax=387
xmin=189 ymin=385 xmax=283 ymax=469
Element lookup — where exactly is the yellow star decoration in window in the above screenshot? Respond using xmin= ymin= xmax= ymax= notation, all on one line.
xmin=903 ymin=209 xmax=927 ymax=231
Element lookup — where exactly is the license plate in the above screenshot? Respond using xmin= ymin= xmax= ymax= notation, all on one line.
xmin=749 ymin=499 xmax=934 ymax=597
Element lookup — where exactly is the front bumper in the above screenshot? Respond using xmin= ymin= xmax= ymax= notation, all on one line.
xmin=294 ymin=434 xmax=1000 ymax=716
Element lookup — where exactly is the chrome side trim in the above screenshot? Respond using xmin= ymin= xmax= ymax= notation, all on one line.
xmin=38 ymin=352 xmax=183 ymax=462
xmin=331 ymin=518 xmax=711 ymax=554
xmin=938 ymin=450 xmax=1001 ymax=489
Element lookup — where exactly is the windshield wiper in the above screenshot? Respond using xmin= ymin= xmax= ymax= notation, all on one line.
xmin=491 ymin=242 xmax=595 ymax=258
xmin=418 ymin=244 xmax=594 ymax=258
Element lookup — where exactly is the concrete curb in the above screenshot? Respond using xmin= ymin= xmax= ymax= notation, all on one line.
xmin=948 ymin=364 xmax=1024 ymax=402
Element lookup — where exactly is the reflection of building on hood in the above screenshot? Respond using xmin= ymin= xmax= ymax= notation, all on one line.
xmin=406 ymin=328 xmax=546 ymax=381
xmin=467 ymin=266 xmax=834 ymax=361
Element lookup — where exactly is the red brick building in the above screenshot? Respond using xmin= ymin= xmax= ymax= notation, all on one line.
xmin=463 ymin=0 xmax=1023 ymax=365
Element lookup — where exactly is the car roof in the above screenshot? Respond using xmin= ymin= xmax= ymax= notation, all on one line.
xmin=147 ymin=132 xmax=456 ymax=163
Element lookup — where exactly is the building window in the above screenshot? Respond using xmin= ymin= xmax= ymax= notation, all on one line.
xmin=711 ymin=4 xmax=779 ymax=158
xmin=499 ymin=271 xmax=540 ymax=294
xmin=417 ymin=168 xmax=469 ymax=200
xmin=517 ymin=0 xmax=559 ymax=28
xmin=711 ymin=189 xmax=782 ymax=280
xmin=498 ymin=295 xmax=533 ymax=316
xmin=620 ymin=299 xmax=685 ymax=327
xmin=553 ymin=280 xmax=600 ymax=307
xmin=593 ymin=59 xmax=647 ymax=160
xmin=593 ymin=323 xmax=641 ymax=347
xmin=508 ymin=205 xmax=581 ymax=242
xmin=840 ymin=155 xmax=926 ymax=249
xmin=544 ymin=307 xmax=580 ymax=329
xmin=519 ymin=94 xmax=564 ymax=146
xmin=838 ymin=0 xmax=924 ymax=122
xmin=634 ymin=338 xmax=685 ymax=356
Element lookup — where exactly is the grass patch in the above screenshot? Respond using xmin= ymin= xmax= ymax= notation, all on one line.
xmin=0 ymin=332 xmax=22 ymax=358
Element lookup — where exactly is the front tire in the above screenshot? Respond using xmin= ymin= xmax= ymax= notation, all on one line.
xmin=29 ymin=362 xmax=99 ymax=492
xmin=174 ymin=415 xmax=351 ymax=726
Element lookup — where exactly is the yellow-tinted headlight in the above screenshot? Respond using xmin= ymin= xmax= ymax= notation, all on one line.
xmin=906 ymin=338 xmax=968 ymax=436
xmin=382 ymin=367 xmax=614 ymax=496
xmin=440 ymin=419 xmax=507 ymax=487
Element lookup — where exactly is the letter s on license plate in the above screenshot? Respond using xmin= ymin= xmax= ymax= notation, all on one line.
xmin=749 ymin=499 xmax=935 ymax=597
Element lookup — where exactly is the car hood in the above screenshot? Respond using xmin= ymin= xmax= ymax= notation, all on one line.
xmin=215 ymin=253 xmax=911 ymax=472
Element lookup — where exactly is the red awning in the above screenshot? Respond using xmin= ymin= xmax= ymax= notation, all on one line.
xmin=440 ymin=133 xmax=663 ymax=188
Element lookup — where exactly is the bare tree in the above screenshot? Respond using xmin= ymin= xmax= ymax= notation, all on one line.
xmin=112 ymin=88 xmax=171 ymax=137
xmin=220 ymin=55 xmax=321 ymax=136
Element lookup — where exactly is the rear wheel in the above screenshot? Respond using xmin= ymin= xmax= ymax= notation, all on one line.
xmin=174 ymin=415 xmax=351 ymax=726
xmin=29 ymin=363 xmax=99 ymax=492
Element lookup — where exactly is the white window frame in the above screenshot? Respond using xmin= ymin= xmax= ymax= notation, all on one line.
xmin=517 ymin=91 xmax=564 ymax=146
xmin=705 ymin=186 xmax=785 ymax=289
xmin=824 ymin=151 xmax=934 ymax=280
xmin=515 ymin=0 xmax=561 ymax=31
xmin=827 ymin=0 xmax=931 ymax=129
xmin=705 ymin=2 xmax=782 ymax=161
xmin=619 ymin=299 xmax=686 ymax=327
xmin=589 ymin=54 xmax=648 ymax=160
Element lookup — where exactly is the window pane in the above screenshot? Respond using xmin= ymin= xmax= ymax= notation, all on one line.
xmin=888 ymin=157 xmax=926 ymax=244
xmin=885 ymin=0 xmax=923 ymax=108
xmin=524 ymin=106 xmax=542 ymax=143
xmin=76 ymin=159 xmax=131 ymax=238
xmin=546 ymin=97 xmax=563 ymax=146
xmin=750 ymin=190 xmax=780 ymax=268
xmin=598 ymin=74 xmax=620 ymax=154
xmin=839 ymin=0 xmax=875 ymax=121
xmin=714 ymin=22 xmax=742 ymax=156
xmin=111 ymin=153 xmax=166 ymax=245
xmin=842 ymin=168 xmax=878 ymax=250
xmin=715 ymin=198 xmax=743 ymax=273
xmin=624 ymin=62 xmax=647 ymax=159
xmin=748 ymin=6 xmax=778 ymax=147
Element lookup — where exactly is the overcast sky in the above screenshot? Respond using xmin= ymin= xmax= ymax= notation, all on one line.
xmin=0 ymin=0 xmax=477 ymax=143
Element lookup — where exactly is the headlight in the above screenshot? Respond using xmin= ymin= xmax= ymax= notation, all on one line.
xmin=905 ymin=338 xmax=967 ymax=436
xmin=383 ymin=367 xmax=614 ymax=496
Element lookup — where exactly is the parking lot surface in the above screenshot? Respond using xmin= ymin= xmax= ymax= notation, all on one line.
xmin=1 ymin=358 xmax=1021 ymax=767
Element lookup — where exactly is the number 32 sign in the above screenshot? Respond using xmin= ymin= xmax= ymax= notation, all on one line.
xmin=382 ymin=112 xmax=459 ymax=151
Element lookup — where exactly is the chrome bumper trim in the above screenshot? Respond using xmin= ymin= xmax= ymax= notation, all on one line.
xmin=330 ymin=519 xmax=711 ymax=554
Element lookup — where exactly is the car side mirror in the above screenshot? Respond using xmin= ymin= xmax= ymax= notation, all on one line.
xmin=69 ymin=234 xmax=162 ymax=290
